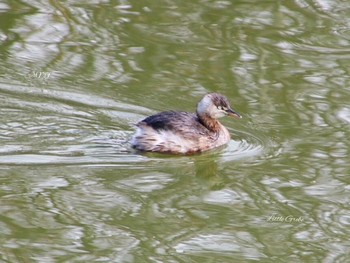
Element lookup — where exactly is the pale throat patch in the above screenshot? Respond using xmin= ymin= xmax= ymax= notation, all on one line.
xmin=197 ymin=95 xmax=211 ymax=115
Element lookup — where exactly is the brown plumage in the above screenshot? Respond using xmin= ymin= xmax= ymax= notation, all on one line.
xmin=131 ymin=93 xmax=241 ymax=154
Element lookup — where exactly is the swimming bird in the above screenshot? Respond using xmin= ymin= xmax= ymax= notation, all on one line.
xmin=131 ymin=93 xmax=241 ymax=154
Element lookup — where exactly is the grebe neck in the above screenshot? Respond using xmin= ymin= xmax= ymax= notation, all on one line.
xmin=196 ymin=111 xmax=221 ymax=132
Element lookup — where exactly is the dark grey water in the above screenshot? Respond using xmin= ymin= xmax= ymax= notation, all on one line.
xmin=1 ymin=0 xmax=350 ymax=262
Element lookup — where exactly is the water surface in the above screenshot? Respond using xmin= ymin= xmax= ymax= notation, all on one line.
xmin=1 ymin=0 xmax=350 ymax=262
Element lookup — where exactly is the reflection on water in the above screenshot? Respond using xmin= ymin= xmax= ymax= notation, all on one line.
xmin=1 ymin=0 xmax=350 ymax=262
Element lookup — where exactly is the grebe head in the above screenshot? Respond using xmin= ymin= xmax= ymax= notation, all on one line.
xmin=197 ymin=93 xmax=242 ymax=119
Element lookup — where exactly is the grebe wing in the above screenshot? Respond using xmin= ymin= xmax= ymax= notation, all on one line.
xmin=137 ymin=111 xmax=209 ymax=135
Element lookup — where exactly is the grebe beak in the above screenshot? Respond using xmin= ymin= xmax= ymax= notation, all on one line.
xmin=226 ymin=108 xmax=242 ymax=119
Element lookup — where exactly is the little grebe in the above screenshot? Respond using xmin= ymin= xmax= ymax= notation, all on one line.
xmin=131 ymin=93 xmax=241 ymax=154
